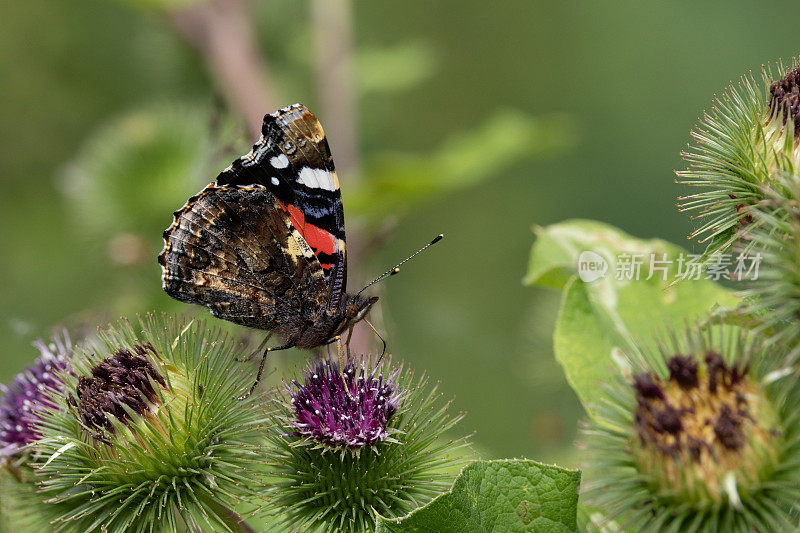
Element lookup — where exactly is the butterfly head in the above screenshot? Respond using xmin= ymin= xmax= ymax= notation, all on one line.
xmin=345 ymin=294 xmax=379 ymax=325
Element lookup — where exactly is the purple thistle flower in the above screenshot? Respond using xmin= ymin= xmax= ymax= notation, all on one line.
xmin=0 ymin=332 xmax=71 ymax=458
xmin=288 ymin=359 xmax=401 ymax=448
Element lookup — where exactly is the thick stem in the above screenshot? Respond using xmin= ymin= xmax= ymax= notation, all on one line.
xmin=311 ymin=0 xmax=360 ymax=181
xmin=170 ymin=0 xmax=276 ymax=138
xmin=311 ymin=0 xmax=379 ymax=357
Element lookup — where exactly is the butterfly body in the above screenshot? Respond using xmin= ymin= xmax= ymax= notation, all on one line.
xmin=159 ymin=104 xmax=376 ymax=351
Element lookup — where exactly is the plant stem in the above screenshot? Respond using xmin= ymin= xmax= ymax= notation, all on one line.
xmin=311 ymin=0 xmax=360 ymax=181
xmin=170 ymin=0 xmax=276 ymax=138
xmin=311 ymin=0 xmax=378 ymax=357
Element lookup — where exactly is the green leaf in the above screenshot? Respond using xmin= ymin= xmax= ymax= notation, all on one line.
xmin=553 ymin=277 xmax=620 ymax=417
xmin=357 ymin=41 xmax=437 ymax=95
xmin=59 ymin=102 xmax=215 ymax=240
xmin=375 ymin=459 xmax=580 ymax=533
xmin=347 ymin=111 xmax=575 ymax=219
xmin=526 ymin=220 xmax=740 ymax=418
xmin=525 ymin=219 xmax=662 ymax=289
xmin=523 ymin=221 xmax=596 ymax=289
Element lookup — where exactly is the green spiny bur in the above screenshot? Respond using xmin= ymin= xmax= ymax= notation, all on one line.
xmin=677 ymin=59 xmax=800 ymax=254
xmin=582 ymin=324 xmax=800 ymax=531
xmin=738 ymin=174 xmax=800 ymax=360
xmin=31 ymin=314 xmax=269 ymax=532
xmin=262 ymin=358 xmax=472 ymax=532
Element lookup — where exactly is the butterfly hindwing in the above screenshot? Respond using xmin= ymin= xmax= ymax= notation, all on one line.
xmin=215 ymin=104 xmax=347 ymax=310
xmin=159 ymin=185 xmax=329 ymax=331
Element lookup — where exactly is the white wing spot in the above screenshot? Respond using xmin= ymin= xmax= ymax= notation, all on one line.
xmin=298 ymin=167 xmax=336 ymax=191
xmin=271 ymin=177 xmax=280 ymax=186
xmin=270 ymin=154 xmax=290 ymax=169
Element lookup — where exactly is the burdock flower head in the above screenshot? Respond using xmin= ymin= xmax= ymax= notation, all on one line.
xmin=768 ymin=65 xmax=800 ymax=138
xmin=583 ymin=325 xmax=800 ymax=531
xmin=677 ymin=59 xmax=800 ymax=251
xmin=264 ymin=356 xmax=470 ymax=532
xmin=0 ymin=332 xmax=71 ymax=459
xmin=288 ymin=359 xmax=401 ymax=448
xmin=32 ymin=315 xmax=269 ymax=532
xmin=70 ymin=343 xmax=167 ymax=442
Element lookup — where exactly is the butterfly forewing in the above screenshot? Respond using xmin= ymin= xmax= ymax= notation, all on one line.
xmin=214 ymin=104 xmax=347 ymax=311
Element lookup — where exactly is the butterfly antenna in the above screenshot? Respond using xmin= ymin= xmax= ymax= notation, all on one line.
xmin=356 ymin=234 xmax=444 ymax=297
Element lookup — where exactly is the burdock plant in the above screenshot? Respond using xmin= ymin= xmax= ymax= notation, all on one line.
xmin=582 ymin=325 xmax=800 ymax=531
xmin=0 ymin=333 xmax=72 ymax=532
xmin=263 ymin=356 xmax=471 ymax=532
xmin=677 ymin=60 xmax=800 ymax=251
xmin=0 ymin=332 xmax=71 ymax=462
xmin=735 ymin=174 xmax=800 ymax=359
xmin=32 ymin=314 xmax=270 ymax=532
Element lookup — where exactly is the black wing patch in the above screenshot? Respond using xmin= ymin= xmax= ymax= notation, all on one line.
xmin=214 ymin=104 xmax=347 ymax=310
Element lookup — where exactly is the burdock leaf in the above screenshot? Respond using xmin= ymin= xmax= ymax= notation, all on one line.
xmin=347 ymin=111 xmax=574 ymax=219
xmin=523 ymin=221 xmax=592 ymax=289
xmin=553 ymin=277 xmax=619 ymax=416
xmin=375 ymin=459 xmax=580 ymax=533
xmin=59 ymin=103 xmax=214 ymax=240
xmin=527 ymin=220 xmax=740 ymax=418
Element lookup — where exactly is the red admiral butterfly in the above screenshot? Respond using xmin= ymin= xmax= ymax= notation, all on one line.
xmin=159 ymin=104 xmax=440 ymax=397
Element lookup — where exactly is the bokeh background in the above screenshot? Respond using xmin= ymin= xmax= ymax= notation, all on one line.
xmin=1 ymin=0 xmax=798 ymax=464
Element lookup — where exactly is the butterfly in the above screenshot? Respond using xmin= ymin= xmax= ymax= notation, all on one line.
xmin=159 ymin=104 xmax=440 ymax=397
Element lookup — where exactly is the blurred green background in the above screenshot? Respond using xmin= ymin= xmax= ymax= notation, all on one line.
xmin=1 ymin=0 xmax=798 ymax=464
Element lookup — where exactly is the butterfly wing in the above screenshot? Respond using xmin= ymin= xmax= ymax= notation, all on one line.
xmin=159 ymin=185 xmax=329 ymax=332
xmin=215 ymin=104 xmax=347 ymax=311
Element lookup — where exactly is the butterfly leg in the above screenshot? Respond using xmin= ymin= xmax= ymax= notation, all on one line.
xmin=332 ymin=335 xmax=354 ymax=399
xmin=234 ymin=332 xmax=273 ymax=363
xmin=336 ymin=336 xmax=347 ymax=373
xmin=238 ymin=343 xmax=294 ymax=400
xmin=344 ymin=325 xmax=355 ymax=360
